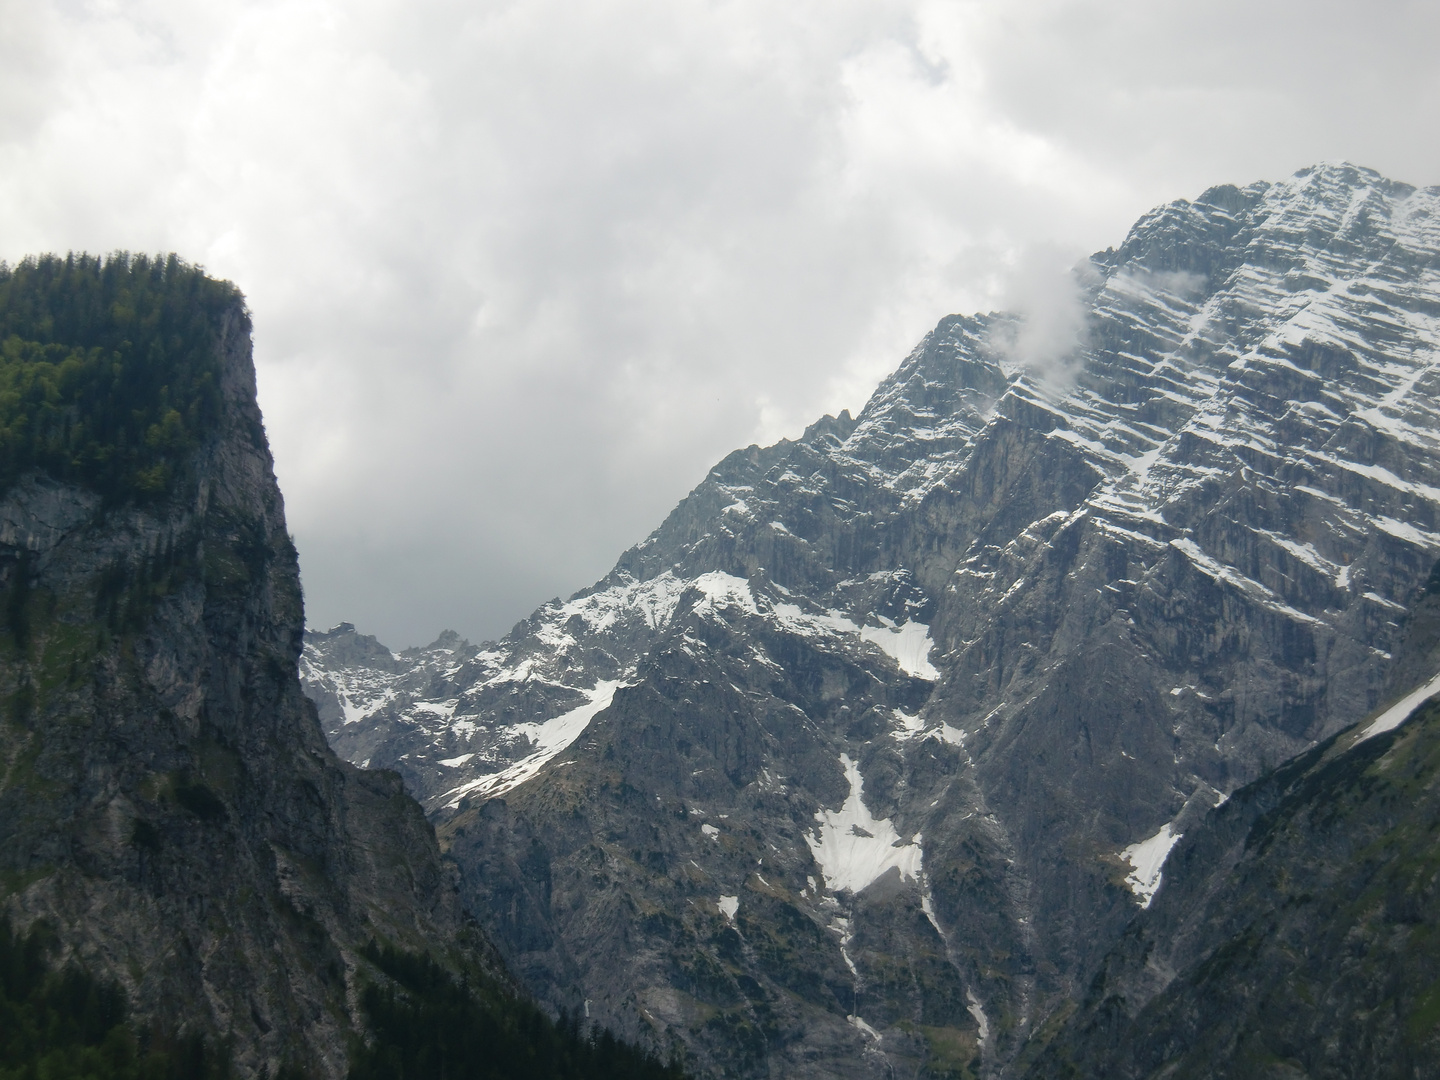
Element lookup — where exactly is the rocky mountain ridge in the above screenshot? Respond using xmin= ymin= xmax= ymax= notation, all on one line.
xmin=304 ymin=162 xmax=1440 ymax=1078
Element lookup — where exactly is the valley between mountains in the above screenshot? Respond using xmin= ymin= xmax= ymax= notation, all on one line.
xmin=303 ymin=162 xmax=1440 ymax=1078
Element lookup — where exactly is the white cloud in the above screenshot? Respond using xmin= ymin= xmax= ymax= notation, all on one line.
xmin=988 ymin=245 xmax=1095 ymax=386
xmin=2 ymin=0 xmax=1437 ymax=646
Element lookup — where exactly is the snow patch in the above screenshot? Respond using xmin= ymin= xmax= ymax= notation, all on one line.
xmin=701 ymin=823 xmax=720 ymax=840
xmin=722 ymin=499 xmax=752 ymax=519
xmin=438 ymin=753 xmax=475 ymax=768
xmin=932 ymin=722 xmax=966 ymax=747
xmin=552 ymin=571 xmax=692 ymax=634
xmin=890 ymin=709 xmax=925 ymax=739
xmin=441 ymin=681 xmax=624 ymax=806
xmin=966 ymin=989 xmax=990 ymax=1045
xmin=1120 ymin=823 xmax=1183 ymax=908
xmin=771 ymin=601 xmax=939 ymax=679
xmin=808 ymin=754 xmax=923 ymax=893
xmin=1374 ymin=516 xmax=1440 ymax=550
xmin=831 ymin=915 xmax=858 ymax=975
xmin=848 ymin=1015 xmax=881 ymax=1040
xmin=920 ymin=879 xmax=943 ymax=937
xmin=339 ymin=688 xmax=394 ymax=726
xmin=1170 ymin=537 xmax=1324 ymax=626
xmin=690 ymin=572 xmax=761 ymax=616
xmin=857 ymin=620 xmax=940 ymax=679
xmin=718 ymin=895 xmax=739 ymax=922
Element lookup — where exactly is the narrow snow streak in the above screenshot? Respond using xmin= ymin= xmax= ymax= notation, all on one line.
xmin=442 ymin=680 xmax=624 ymax=806
xmin=1357 ymin=670 xmax=1440 ymax=743
xmin=966 ymin=989 xmax=990 ymax=1045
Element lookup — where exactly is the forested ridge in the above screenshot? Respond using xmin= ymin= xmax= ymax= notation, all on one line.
xmin=0 ymin=920 xmax=685 ymax=1080
xmin=349 ymin=943 xmax=684 ymax=1080
xmin=0 ymin=253 xmax=241 ymax=504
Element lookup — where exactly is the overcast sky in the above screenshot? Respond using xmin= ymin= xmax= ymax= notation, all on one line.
xmin=2 ymin=0 xmax=1438 ymax=647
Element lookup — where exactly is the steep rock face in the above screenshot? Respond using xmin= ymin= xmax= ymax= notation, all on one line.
xmin=0 ymin=288 xmax=482 ymax=1078
xmin=1024 ymin=576 xmax=1440 ymax=1078
xmin=305 ymin=163 xmax=1440 ymax=1077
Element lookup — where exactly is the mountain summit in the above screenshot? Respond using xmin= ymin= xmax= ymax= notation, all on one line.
xmin=305 ymin=163 xmax=1440 ymax=1077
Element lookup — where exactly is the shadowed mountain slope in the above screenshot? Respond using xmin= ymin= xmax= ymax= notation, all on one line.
xmin=1023 ymin=572 xmax=1440 ymax=1079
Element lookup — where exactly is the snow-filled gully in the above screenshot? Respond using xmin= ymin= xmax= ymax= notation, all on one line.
xmin=1120 ymin=822 xmax=1184 ymax=908
xmin=808 ymin=753 xmax=994 ymax=1055
xmin=807 ymin=755 xmax=923 ymax=895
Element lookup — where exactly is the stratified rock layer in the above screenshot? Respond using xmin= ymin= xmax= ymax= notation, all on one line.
xmin=306 ymin=163 xmax=1440 ymax=1078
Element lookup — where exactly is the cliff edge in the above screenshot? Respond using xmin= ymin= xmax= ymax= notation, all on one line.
xmin=0 ymin=255 xmax=486 ymax=1077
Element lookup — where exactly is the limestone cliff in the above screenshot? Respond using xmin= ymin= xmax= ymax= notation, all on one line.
xmin=0 ymin=257 xmax=488 ymax=1078
xmin=305 ymin=164 xmax=1440 ymax=1078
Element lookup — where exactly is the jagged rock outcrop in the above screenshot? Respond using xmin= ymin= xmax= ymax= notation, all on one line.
xmin=0 ymin=267 xmax=491 ymax=1078
xmin=1022 ymin=572 xmax=1440 ymax=1079
xmin=305 ymin=163 xmax=1440 ymax=1078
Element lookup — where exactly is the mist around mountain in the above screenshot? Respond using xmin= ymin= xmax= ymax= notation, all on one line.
xmin=305 ymin=163 xmax=1440 ymax=1077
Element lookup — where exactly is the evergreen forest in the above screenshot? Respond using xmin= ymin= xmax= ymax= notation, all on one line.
xmin=0 ymin=919 xmax=228 ymax=1080
xmin=348 ymin=943 xmax=685 ymax=1080
xmin=0 ymin=253 xmax=242 ymax=504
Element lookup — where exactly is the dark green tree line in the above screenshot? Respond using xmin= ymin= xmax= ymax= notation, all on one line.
xmin=0 ymin=253 xmax=243 ymax=504
xmin=348 ymin=943 xmax=686 ymax=1080
xmin=0 ymin=919 xmax=227 ymax=1080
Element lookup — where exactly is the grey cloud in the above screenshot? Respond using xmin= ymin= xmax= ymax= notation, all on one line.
xmin=1 ymin=0 xmax=1437 ymax=647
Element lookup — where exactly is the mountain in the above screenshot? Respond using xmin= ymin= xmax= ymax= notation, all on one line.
xmin=0 ymin=255 xmax=685 ymax=1080
xmin=303 ymin=163 xmax=1440 ymax=1078
xmin=0 ymin=254 xmax=489 ymax=1077
xmin=1022 ymin=572 xmax=1440 ymax=1078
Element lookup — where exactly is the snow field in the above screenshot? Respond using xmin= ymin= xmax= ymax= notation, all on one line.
xmin=1357 ymin=669 xmax=1440 ymax=744
xmin=808 ymin=754 xmax=923 ymax=895
xmin=1120 ymin=823 xmax=1183 ymax=908
xmin=441 ymin=680 xmax=624 ymax=806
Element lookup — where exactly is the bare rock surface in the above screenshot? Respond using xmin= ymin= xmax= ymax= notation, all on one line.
xmin=1023 ymin=578 xmax=1440 ymax=1079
